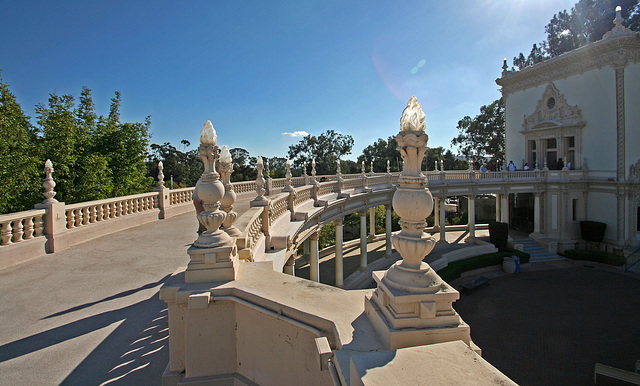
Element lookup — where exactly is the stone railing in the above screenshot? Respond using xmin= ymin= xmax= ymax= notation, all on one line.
xmin=0 ymin=209 xmax=46 ymax=245
xmin=64 ymin=192 xmax=159 ymax=229
xmin=0 ymin=160 xmax=622 ymax=271
xmin=170 ymin=188 xmax=194 ymax=205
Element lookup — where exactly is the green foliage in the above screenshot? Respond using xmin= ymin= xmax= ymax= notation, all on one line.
xmin=147 ymin=142 xmax=203 ymax=188
xmin=229 ymin=148 xmax=257 ymax=182
xmin=437 ymin=250 xmax=531 ymax=282
xmin=0 ymin=78 xmax=152 ymax=213
xmin=489 ymin=221 xmax=509 ymax=251
xmin=35 ymin=89 xmax=152 ymax=202
xmin=513 ymin=0 xmax=640 ymax=70
xmin=0 ymin=75 xmax=42 ymax=214
xmin=451 ymin=98 xmax=504 ymax=164
xmin=287 ymin=130 xmax=354 ymax=175
xmin=563 ymin=249 xmax=625 ymax=266
xmin=358 ymin=136 xmax=467 ymax=173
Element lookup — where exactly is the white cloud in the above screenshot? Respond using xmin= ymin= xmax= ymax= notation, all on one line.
xmin=281 ymin=131 xmax=310 ymax=138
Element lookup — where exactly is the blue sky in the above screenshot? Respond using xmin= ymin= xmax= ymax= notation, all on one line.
xmin=2 ymin=0 xmax=576 ymax=161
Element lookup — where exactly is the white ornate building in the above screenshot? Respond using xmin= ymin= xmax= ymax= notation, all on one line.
xmin=496 ymin=7 xmax=640 ymax=252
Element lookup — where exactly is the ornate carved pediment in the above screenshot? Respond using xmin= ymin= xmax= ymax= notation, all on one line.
xmin=522 ymin=83 xmax=584 ymax=132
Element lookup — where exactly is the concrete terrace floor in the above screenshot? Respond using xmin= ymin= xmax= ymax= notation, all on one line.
xmin=1 ymin=201 xmax=640 ymax=385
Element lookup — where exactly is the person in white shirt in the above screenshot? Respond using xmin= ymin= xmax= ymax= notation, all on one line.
xmin=523 ymin=163 xmax=530 ymax=171
xmin=508 ymin=160 xmax=516 ymax=171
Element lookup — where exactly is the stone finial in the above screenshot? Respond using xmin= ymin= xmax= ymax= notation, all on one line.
xmin=604 ymin=6 xmax=634 ymax=39
xmin=361 ymin=161 xmax=366 ymax=174
xmin=265 ymin=159 xmax=271 ymax=179
xmin=370 ymin=161 xmax=374 ymax=175
xmin=386 ymin=159 xmax=391 ymax=174
xmin=366 ymin=96 xmax=469 ymax=350
xmin=42 ymin=159 xmax=58 ymax=203
xmin=399 ymin=96 xmax=426 ymax=132
xmin=283 ymin=159 xmax=293 ymax=192
xmin=336 ymin=159 xmax=341 ymax=175
xmin=251 ymin=156 xmax=268 ymax=206
xmin=157 ymin=161 xmax=165 ymax=187
xmin=218 ymin=145 xmax=241 ymax=237
xmin=200 ymin=120 xmax=217 ymax=145
xmin=440 ymin=159 xmax=444 ymax=172
xmin=434 ymin=161 xmax=438 ymax=171
xmin=193 ymin=120 xmax=231 ymax=248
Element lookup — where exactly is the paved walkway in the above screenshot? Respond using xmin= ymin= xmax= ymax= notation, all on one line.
xmin=453 ymin=260 xmax=640 ymax=385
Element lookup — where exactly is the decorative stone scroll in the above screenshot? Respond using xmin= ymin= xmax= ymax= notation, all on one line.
xmin=522 ymin=83 xmax=583 ymax=132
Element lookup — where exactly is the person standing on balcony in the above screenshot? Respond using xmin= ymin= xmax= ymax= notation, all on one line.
xmin=508 ymin=160 xmax=516 ymax=171
xmin=480 ymin=164 xmax=488 ymax=172
xmin=523 ymin=163 xmax=530 ymax=171
xmin=556 ymin=158 xmax=564 ymax=170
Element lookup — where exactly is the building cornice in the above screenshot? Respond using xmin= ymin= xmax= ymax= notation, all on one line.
xmin=496 ymin=34 xmax=640 ymax=96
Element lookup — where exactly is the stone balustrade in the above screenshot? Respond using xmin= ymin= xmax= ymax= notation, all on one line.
xmin=0 ymin=209 xmax=46 ymax=245
xmin=0 ymin=163 xmax=621 ymax=272
xmin=64 ymin=192 xmax=159 ymax=229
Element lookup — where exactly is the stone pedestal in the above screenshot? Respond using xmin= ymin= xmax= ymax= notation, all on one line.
xmin=186 ymin=244 xmax=238 ymax=283
xmin=365 ymin=266 xmax=470 ymax=350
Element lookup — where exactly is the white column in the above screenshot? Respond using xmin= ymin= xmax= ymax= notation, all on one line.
xmin=468 ymin=194 xmax=476 ymax=243
xmin=303 ymin=238 xmax=310 ymax=261
xmin=359 ymin=210 xmax=367 ymax=270
xmin=501 ymin=194 xmax=509 ymax=224
xmin=495 ymin=194 xmax=501 ymax=222
xmin=385 ymin=204 xmax=392 ymax=258
xmin=335 ymin=219 xmax=344 ymax=288
xmin=310 ymin=232 xmax=320 ymax=282
xmin=369 ymin=207 xmax=376 ymax=239
xmin=439 ymin=197 xmax=446 ymax=243
xmin=433 ymin=197 xmax=440 ymax=231
xmin=534 ymin=193 xmax=541 ymax=234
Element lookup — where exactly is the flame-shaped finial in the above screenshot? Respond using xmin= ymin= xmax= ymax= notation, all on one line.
xmin=614 ymin=6 xmax=623 ymax=25
xmin=200 ymin=120 xmax=217 ymax=145
xmin=220 ymin=145 xmax=232 ymax=164
xmin=286 ymin=158 xmax=291 ymax=167
xmin=257 ymin=156 xmax=263 ymax=166
xmin=400 ymin=96 xmax=426 ymax=132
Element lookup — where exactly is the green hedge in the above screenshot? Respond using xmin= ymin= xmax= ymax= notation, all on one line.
xmin=436 ymin=249 xmax=530 ymax=282
xmin=563 ymin=249 xmax=625 ymax=266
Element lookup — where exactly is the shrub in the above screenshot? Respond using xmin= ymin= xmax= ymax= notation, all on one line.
xmin=436 ymin=249 xmax=530 ymax=282
xmin=580 ymin=221 xmax=606 ymax=242
xmin=489 ymin=221 xmax=509 ymax=250
xmin=564 ymin=249 xmax=625 ymax=266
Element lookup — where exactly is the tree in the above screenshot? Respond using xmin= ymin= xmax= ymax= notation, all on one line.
xmin=357 ymin=136 xmax=402 ymax=173
xmin=451 ymin=98 xmax=505 ymax=164
xmin=513 ymin=0 xmax=640 ymax=70
xmin=229 ymin=147 xmax=257 ymax=182
xmin=287 ymin=130 xmax=354 ymax=175
xmin=358 ymin=136 xmax=467 ymax=172
xmin=0 ymin=75 xmax=42 ymax=214
xmin=147 ymin=141 xmax=202 ymax=188
xmin=37 ymin=93 xmax=78 ymax=202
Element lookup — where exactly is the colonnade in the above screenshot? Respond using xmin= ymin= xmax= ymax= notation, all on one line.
xmin=292 ymin=191 xmax=546 ymax=287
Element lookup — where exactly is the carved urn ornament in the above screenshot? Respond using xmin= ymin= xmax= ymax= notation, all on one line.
xmin=193 ymin=120 xmax=232 ymax=248
xmin=42 ymin=159 xmax=58 ymax=203
xmin=386 ymin=96 xmax=440 ymax=290
xmin=218 ymin=145 xmax=241 ymax=237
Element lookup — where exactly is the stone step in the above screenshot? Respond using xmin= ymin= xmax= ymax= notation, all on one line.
xmin=513 ymin=237 xmax=563 ymax=262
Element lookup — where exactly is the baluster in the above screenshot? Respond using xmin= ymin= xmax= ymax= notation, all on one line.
xmin=110 ymin=202 xmax=116 ymax=218
xmin=1 ymin=222 xmax=12 ymax=245
xmin=67 ymin=210 xmax=75 ymax=229
xmin=23 ymin=217 xmax=35 ymax=239
xmin=82 ymin=207 xmax=90 ymax=225
xmin=116 ymin=201 xmax=123 ymax=216
xmin=96 ymin=205 xmax=103 ymax=221
xmin=90 ymin=206 xmax=97 ymax=223
xmin=34 ymin=215 xmax=44 ymax=237
xmin=11 ymin=219 xmax=23 ymax=242
xmin=143 ymin=197 xmax=149 ymax=210
xmin=102 ymin=203 xmax=109 ymax=219
xmin=74 ymin=209 xmax=82 ymax=227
